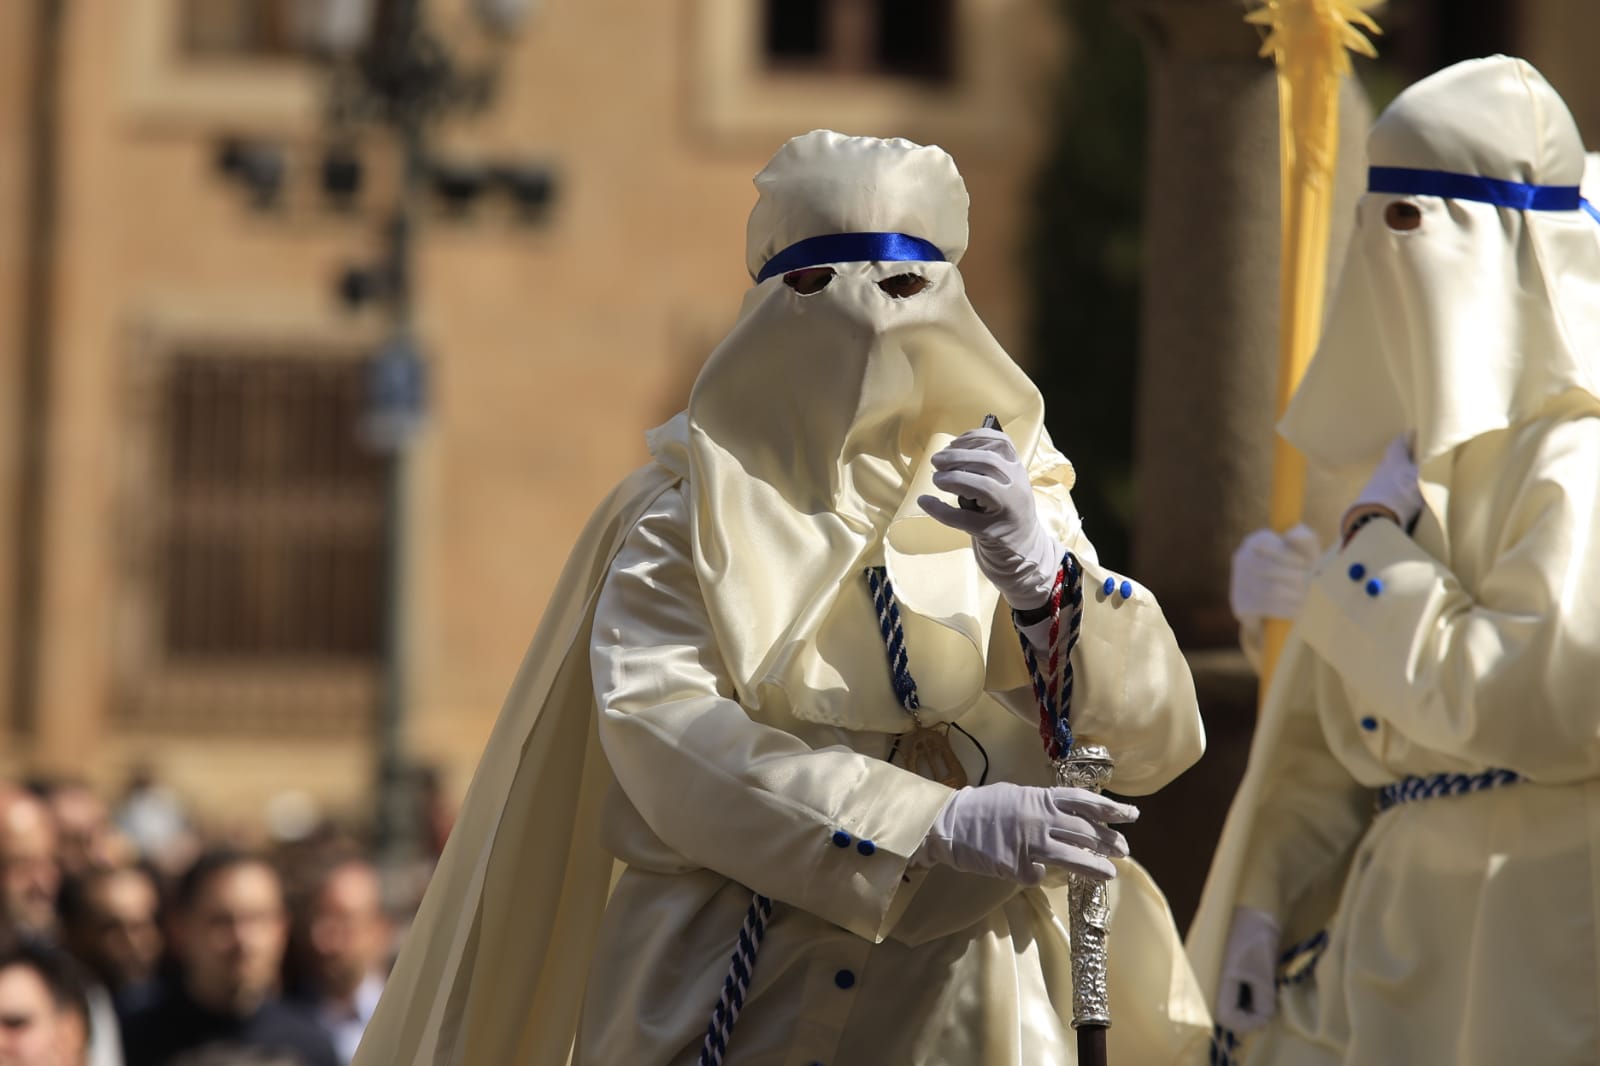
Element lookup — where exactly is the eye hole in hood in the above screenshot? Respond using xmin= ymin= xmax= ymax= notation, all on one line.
xmin=878 ymin=273 xmax=929 ymax=299
xmin=1384 ymin=201 xmax=1422 ymax=231
xmin=783 ymin=267 xmax=835 ymax=295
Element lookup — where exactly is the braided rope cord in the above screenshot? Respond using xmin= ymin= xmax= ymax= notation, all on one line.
xmin=1377 ymin=767 xmax=1521 ymax=811
xmin=1017 ymin=552 xmax=1082 ymax=759
xmin=864 ymin=567 xmax=921 ymax=712
xmin=1209 ymin=1024 xmax=1242 ymax=1066
xmin=696 ymin=892 xmax=774 ymax=1066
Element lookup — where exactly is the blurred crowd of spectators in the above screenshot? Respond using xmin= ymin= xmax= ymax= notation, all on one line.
xmin=0 ymin=771 xmax=448 ymax=1066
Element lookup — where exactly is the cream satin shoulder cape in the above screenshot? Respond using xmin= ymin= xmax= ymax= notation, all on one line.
xmin=352 ymin=461 xmax=677 ymax=1066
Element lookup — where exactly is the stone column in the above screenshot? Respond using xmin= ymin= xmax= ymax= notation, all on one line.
xmin=1115 ymin=0 xmax=1370 ymax=928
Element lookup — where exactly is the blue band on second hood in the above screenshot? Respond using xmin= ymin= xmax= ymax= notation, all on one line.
xmin=1368 ymin=165 xmax=1581 ymax=211
xmin=756 ymin=232 xmax=946 ymax=283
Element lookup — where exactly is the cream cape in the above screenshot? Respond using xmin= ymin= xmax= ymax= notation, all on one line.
xmin=1189 ymin=56 xmax=1600 ymax=1065
xmin=350 ymin=462 xmax=677 ymax=1066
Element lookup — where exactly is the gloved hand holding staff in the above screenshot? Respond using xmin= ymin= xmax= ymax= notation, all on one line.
xmin=923 ymin=414 xmax=1118 ymax=1066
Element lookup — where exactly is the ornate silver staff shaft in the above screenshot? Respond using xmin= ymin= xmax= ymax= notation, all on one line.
xmin=1057 ymin=742 xmax=1115 ymax=1065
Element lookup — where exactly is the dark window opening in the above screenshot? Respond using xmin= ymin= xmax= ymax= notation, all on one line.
xmin=875 ymin=0 xmax=954 ymax=81
xmin=761 ymin=0 xmax=956 ymax=83
xmin=765 ymin=0 xmax=827 ymax=60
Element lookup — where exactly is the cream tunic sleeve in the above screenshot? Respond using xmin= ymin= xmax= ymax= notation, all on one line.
xmin=590 ymin=487 xmax=953 ymax=944
xmin=1297 ymin=415 xmax=1600 ymax=780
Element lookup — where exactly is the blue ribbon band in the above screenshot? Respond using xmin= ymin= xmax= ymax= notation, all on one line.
xmin=1368 ymin=165 xmax=1581 ymax=211
xmin=756 ymin=232 xmax=946 ymax=283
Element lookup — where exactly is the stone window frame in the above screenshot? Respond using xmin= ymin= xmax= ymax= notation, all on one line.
xmin=690 ymin=0 xmax=1036 ymax=148
xmin=179 ymin=0 xmax=307 ymax=60
xmin=761 ymin=0 xmax=957 ymax=83
xmin=120 ymin=0 xmax=322 ymax=134
xmin=115 ymin=308 xmax=388 ymax=738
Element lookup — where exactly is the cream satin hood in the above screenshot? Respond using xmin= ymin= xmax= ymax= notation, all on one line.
xmin=1280 ymin=56 xmax=1600 ymax=470
xmin=650 ymin=130 xmax=1068 ymax=730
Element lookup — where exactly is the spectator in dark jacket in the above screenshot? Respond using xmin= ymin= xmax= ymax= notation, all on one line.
xmin=121 ymin=851 xmax=334 ymax=1066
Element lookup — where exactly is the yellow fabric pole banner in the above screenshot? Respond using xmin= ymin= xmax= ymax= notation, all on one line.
xmin=1246 ymin=0 xmax=1380 ymax=696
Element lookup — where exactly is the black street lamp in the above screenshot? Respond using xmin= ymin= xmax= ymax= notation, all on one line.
xmin=313 ymin=0 xmax=535 ymax=892
xmin=203 ymin=0 xmax=549 ymax=894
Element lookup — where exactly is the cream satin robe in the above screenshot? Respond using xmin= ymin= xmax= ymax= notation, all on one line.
xmin=354 ymin=129 xmax=1212 ymax=1066
xmin=576 ymin=418 xmax=1210 ymax=1066
xmin=1190 ymin=56 xmax=1600 ymax=1066
xmin=1190 ymin=394 xmax=1600 ymax=1066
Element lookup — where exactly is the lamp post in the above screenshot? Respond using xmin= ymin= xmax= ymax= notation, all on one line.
xmin=312 ymin=0 xmax=531 ymax=889
xmin=199 ymin=0 xmax=549 ymax=892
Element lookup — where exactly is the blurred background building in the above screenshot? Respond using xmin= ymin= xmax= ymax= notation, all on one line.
xmin=0 ymin=0 xmax=1597 ymax=925
xmin=0 ymin=0 xmax=1061 ymax=837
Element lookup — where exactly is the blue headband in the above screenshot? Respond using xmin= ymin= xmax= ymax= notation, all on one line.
xmin=1368 ymin=165 xmax=1581 ymax=211
xmin=756 ymin=232 xmax=946 ymax=283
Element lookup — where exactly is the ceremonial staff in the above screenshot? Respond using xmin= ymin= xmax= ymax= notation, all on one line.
xmin=1060 ymin=742 xmax=1113 ymax=1066
xmin=1247 ymin=0 xmax=1381 ymax=695
xmin=1010 ymin=492 xmax=1105 ymax=1066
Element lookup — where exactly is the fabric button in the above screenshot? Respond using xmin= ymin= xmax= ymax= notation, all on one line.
xmin=1360 ymin=716 xmax=1378 ymax=732
xmin=1119 ymin=580 xmax=1133 ymax=599
xmin=1348 ymin=563 xmax=1366 ymax=581
xmin=856 ymin=839 xmax=876 ymax=857
xmin=1365 ymin=578 xmax=1383 ymax=597
xmin=1102 ymin=576 xmax=1116 ymax=596
xmin=834 ymin=969 xmax=856 ymax=990
xmin=831 ymin=830 xmax=851 ymax=849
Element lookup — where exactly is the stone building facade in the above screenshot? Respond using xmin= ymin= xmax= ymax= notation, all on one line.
xmin=0 ymin=0 xmax=1062 ymax=828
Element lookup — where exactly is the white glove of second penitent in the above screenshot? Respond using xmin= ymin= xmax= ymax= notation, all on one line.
xmin=1215 ymin=906 xmax=1282 ymax=1034
xmin=1343 ymin=434 xmax=1422 ymax=538
xmin=1229 ymin=524 xmax=1321 ymax=626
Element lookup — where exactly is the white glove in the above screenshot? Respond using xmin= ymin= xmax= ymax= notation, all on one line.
xmin=918 ymin=428 xmax=1063 ymax=610
xmin=1215 ymin=906 xmax=1281 ymax=1034
xmin=1228 ymin=524 xmax=1321 ymax=626
xmin=912 ymin=782 xmax=1138 ymax=885
xmin=1343 ymin=435 xmax=1421 ymax=534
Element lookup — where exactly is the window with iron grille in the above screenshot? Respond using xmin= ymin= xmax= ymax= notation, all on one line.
xmin=762 ymin=0 xmax=956 ymax=82
xmin=161 ymin=353 xmax=386 ymax=663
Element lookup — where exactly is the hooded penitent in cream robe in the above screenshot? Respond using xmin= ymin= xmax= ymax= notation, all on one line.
xmin=354 ymin=130 xmax=1210 ymax=1066
xmin=1187 ymin=57 xmax=1600 ymax=1066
